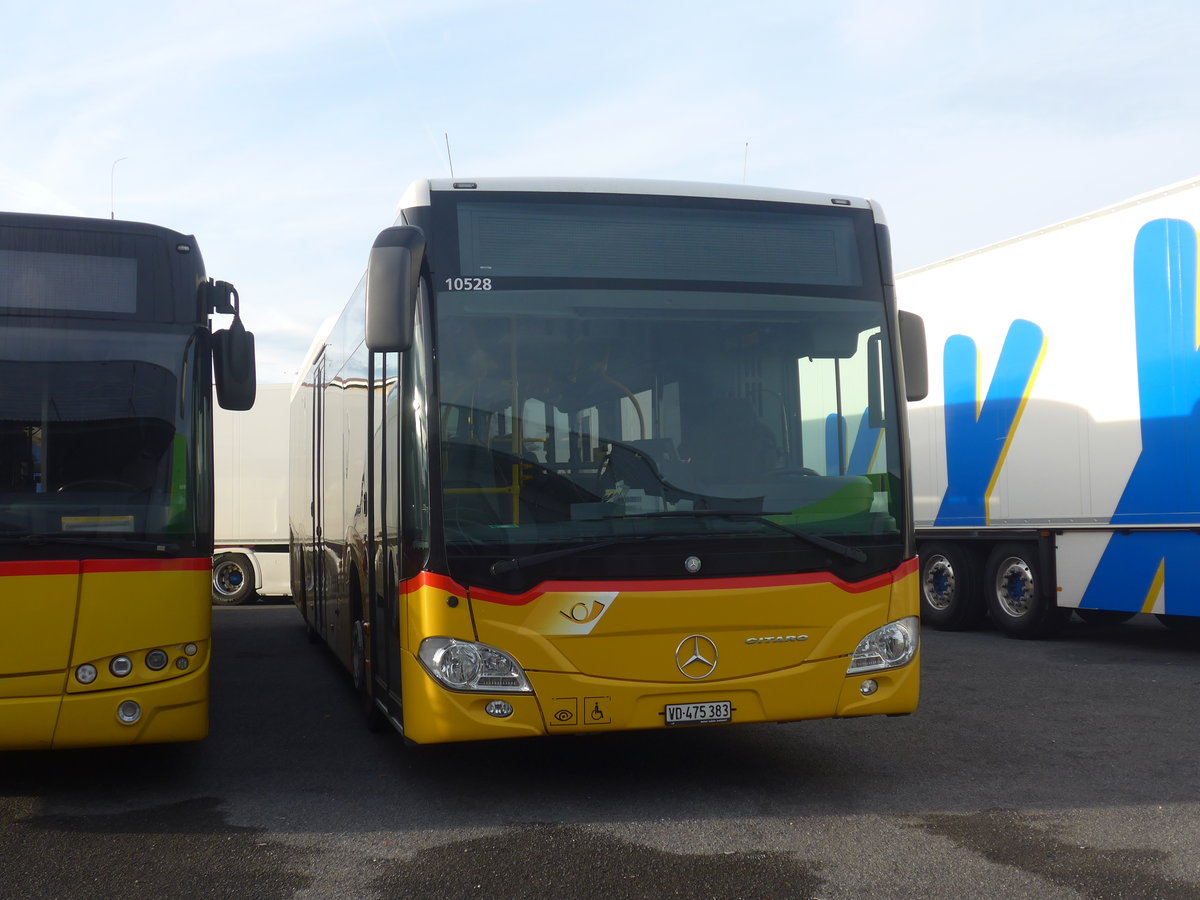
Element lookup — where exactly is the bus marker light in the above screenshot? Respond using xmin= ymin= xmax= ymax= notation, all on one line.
xmin=116 ymin=701 xmax=141 ymax=725
xmin=76 ymin=664 xmax=98 ymax=685
xmin=146 ymin=649 xmax=168 ymax=671
xmin=486 ymin=700 xmax=514 ymax=718
xmin=110 ymin=656 xmax=133 ymax=678
xmin=184 ymin=643 xmax=198 ymax=657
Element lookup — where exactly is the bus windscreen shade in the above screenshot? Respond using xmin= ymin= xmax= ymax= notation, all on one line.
xmin=0 ymin=250 xmax=138 ymax=313
xmin=455 ymin=201 xmax=864 ymax=286
xmin=0 ymin=359 xmax=176 ymax=422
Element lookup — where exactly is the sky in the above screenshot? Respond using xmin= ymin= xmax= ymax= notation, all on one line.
xmin=3 ymin=0 xmax=1199 ymax=382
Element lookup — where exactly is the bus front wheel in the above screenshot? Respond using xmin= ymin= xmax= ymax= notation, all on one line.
xmin=352 ymin=617 xmax=387 ymax=733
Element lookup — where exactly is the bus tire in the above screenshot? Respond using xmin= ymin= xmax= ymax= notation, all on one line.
xmin=212 ymin=552 xmax=255 ymax=605
xmin=352 ymin=617 xmax=387 ymax=733
xmin=984 ymin=543 xmax=1066 ymax=639
xmin=918 ymin=542 xmax=986 ymax=630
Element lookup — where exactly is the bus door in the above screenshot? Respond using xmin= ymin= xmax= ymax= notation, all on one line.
xmin=369 ymin=354 xmax=404 ymax=720
xmin=309 ymin=352 xmax=328 ymax=638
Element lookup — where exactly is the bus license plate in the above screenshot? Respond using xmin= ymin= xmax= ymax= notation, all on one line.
xmin=664 ymin=700 xmax=732 ymax=726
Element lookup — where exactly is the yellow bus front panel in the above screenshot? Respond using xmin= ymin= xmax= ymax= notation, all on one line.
xmin=0 ymin=559 xmax=211 ymax=750
xmin=397 ymin=562 xmax=919 ymax=744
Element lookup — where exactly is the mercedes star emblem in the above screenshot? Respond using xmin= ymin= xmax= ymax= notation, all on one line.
xmin=675 ymin=634 xmax=718 ymax=679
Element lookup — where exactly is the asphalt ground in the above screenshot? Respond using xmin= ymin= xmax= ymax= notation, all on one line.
xmin=2 ymin=602 xmax=1198 ymax=899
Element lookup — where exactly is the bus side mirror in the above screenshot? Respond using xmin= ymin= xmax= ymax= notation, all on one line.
xmin=213 ymin=315 xmax=257 ymax=410
xmin=899 ymin=310 xmax=928 ymax=402
xmin=366 ymin=225 xmax=425 ymax=352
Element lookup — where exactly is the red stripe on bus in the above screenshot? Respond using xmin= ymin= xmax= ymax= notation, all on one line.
xmin=401 ymin=556 xmax=919 ymax=607
xmin=82 ymin=558 xmax=211 ymax=574
xmin=0 ymin=560 xmax=81 ymax=578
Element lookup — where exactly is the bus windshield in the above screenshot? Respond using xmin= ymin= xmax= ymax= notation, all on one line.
xmin=0 ymin=323 xmax=202 ymax=552
xmin=431 ymin=193 xmax=904 ymax=589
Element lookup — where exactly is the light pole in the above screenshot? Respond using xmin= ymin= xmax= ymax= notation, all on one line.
xmin=110 ymin=157 xmax=128 ymax=219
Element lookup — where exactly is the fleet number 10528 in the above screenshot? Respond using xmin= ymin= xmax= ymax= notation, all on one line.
xmin=444 ymin=277 xmax=492 ymax=291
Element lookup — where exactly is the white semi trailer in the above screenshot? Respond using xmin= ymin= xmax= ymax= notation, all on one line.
xmin=900 ymin=176 xmax=1200 ymax=637
xmin=213 ymin=381 xmax=291 ymax=604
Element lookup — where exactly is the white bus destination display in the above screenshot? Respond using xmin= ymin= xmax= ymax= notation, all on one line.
xmin=455 ymin=200 xmax=865 ymax=286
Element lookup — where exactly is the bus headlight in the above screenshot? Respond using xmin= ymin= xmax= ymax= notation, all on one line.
xmin=847 ymin=616 xmax=919 ymax=674
xmin=418 ymin=638 xmax=533 ymax=693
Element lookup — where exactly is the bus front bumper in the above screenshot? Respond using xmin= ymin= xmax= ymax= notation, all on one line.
xmin=0 ymin=668 xmax=209 ymax=750
xmin=399 ymin=649 xmax=919 ymax=744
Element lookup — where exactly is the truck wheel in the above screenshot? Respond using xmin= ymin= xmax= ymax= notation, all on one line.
xmin=213 ymin=552 xmax=255 ymax=605
xmin=984 ymin=543 xmax=1067 ymax=639
xmin=919 ymin=542 xmax=986 ymax=630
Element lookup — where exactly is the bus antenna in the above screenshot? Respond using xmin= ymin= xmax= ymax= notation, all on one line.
xmin=444 ymin=133 xmax=455 ymax=179
xmin=742 ymin=142 xmax=749 ymax=184
xmin=110 ymin=156 xmax=128 ymax=219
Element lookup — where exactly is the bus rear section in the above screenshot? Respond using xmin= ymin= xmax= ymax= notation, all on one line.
xmin=291 ymin=177 xmax=926 ymax=744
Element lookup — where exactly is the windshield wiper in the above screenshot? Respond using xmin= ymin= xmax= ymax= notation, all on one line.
xmin=490 ymin=539 xmax=631 ymax=576
xmin=626 ymin=510 xmax=868 ymax=563
xmin=0 ymin=534 xmax=180 ymax=555
xmin=488 ymin=510 xmax=868 ymax=576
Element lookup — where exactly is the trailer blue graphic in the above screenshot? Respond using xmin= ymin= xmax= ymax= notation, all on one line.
xmin=934 ymin=319 xmax=1045 ymax=527
xmin=925 ymin=217 xmax=1200 ymax=618
xmin=1080 ymin=218 xmax=1200 ymax=616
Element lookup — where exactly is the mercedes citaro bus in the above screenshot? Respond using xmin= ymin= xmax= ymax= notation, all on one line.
xmin=290 ymin=178 xmax=927 ymax=744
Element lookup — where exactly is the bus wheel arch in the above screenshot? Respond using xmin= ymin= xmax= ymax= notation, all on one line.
xmin=918 ymin=541 xmax=986 ymax=630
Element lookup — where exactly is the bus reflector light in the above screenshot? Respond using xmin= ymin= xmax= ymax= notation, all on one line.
xmin=486 ymin=700 xmax=514 ymax=718
xmin=116 ymin=701 xmax=141 ymax=725
xmin=110 ymin=656 xmax=133 ymax=678
xmin=76 ymin=664 xmax=98 ymax=685
xmin=146 ymin=649 xmax=168 ymax=671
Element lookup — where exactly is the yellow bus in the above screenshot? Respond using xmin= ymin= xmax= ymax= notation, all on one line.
xmin=291 ymin=178 xmax=927 ymax=744
xmin=0 ymin=211 xmax=255 ymax=750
